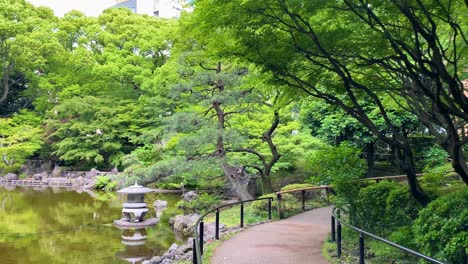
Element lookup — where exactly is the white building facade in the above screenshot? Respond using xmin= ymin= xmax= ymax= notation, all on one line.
xmin=113 ymin=0 xmax=187 ymax=18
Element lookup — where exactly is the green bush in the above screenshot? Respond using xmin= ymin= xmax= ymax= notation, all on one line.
xmin=308 ymin=143 xmax=366 ymax=185
xmin=307 ymin=143 xmax=366 ymax=215
xmin=385 ymin=186 xmax=423 ymax=233
xmin=353 ymin=182 xmax=398 ymax=235
xmin=176 ymin=193 xmax=220 ymax=214
xmin=422 ymin=145 xmax=449 ymax=170
xmin=94 ymin=176 xmax=117 ymax=191
xmin=413 ymin=188 xmax=467 ymax=263
xmin=280 ymin=183 xmax=314 ymax=191
xmin=250 ymin=193 xmax=300 ymax=218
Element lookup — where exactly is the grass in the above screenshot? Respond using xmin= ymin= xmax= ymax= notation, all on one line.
xmin=322 ymin=230 xmax=423 ymax=264
xmin=203 ymin=202 xmax=275 ymax=228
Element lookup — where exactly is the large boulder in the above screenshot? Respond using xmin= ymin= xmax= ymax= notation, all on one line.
xmin=203 ymin=222 xmax=227 ymax=241
xmin=50 ymin=165 xmax=62 ymax=178
xmin=142 ymin=256 xmax=162 ymax=264
xmin=33 ymin=171 xmax=49 ymax=181
xmin=83 ymin=178 xmax=96 ymax=189
xmin=167 ymin=243 xmax=178 ymax=254
xmin=72 ymin=176 xmax=85 ymax=189
xmin=175 ymin=243 xmax=192 ymax=255
xmin=110 ymin=167 xmax=119 ymax=174
xmin=182 ymin=191 xmax=197 ymax=202
xmin=169 ymin=213 xmax=200 ymax=237
xmin=4 ymin=173 xmax=18 ymax=180
xmin=87 ymin=168 xmax=100 ymax=178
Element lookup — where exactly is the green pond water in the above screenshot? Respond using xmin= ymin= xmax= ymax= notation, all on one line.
xmin=0 ymin=186 xmax=183 ymax=264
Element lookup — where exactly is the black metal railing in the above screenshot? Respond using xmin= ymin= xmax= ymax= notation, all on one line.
xmin=331 ymin=207 xmax=445 ymax=264
xmin=275 ymin=185 xmax=332 ymax=219
xmin=192 ymin=197 xmax=273 ymax=264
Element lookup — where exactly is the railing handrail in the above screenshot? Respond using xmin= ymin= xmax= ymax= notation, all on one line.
xmin=363 ymin=174 xmax=423 ymax=181
xmin=332 ymin=207 xmax=445 ymax=264
xmin=275 ymin=185 xmax=331 ymax=195
xmin=193 ymin=196 xmax=273 ymax=264
xmin=197 ymin=197 xmax=272 ymax=220
xmin=274 ymin=174 xmax=425 ymax=196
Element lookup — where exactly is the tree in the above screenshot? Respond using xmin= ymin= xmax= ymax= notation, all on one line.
xmin=191 ymin=0 xmax=468 ymax=203
xmin=42 ymin=9 xmax=176 ymax=168
xmin=0 ymin=110 xmax=43 ymax=173
xmin=302 ymin=99 xmax=423 ymax=177
xmin=336 ymin=0 xmax=468 ymax=186
xmin=0 ymin=0 xmax=57 ymax=114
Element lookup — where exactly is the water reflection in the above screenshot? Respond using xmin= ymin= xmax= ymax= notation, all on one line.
xmin=155 ymin=205 xmax=167 ymax=219
xmin=0 ymin=186 xmax=182 ymax=264
xmin=116 ymin=228 xmax=153 ymax=264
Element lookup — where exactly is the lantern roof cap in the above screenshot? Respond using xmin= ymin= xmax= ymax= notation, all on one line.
xmin=117 ymin=181 xmax=154 ymax=194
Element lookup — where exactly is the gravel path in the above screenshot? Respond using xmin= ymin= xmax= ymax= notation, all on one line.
xmin=210 ymin=207 xmax=332 ymax=264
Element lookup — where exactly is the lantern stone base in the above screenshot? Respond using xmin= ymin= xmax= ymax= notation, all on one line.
xmin=113 ymin=218 xmax=159 ymax=228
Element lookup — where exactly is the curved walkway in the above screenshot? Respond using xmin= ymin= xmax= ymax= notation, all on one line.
xmin=211 ymin=207 xmax=332 ymax=264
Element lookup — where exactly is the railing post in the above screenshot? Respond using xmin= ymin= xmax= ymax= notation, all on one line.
xmin=331 ymin=215 xmax=336 ymax=242
xmin=240 ymin=202 xmax=244 ymax=228
xmin=215 ymin=209 xmax=220 ymax=240
xmin=199 ymin=221 xmax=204 ymax=255
xmin=359 ymin=232 xmax=365 ymax=264
xmin=337 ymin=220 xmax=342 ymax=258
xmin=325 ymin=187 xmax=330 ymax=206
xmin=268 ymin=198 xmax=272 ymax=220
xmin=276 ymin=193 xmax=284 ymax=219
xmin=192 ymin=238 xmax=198 ymax=264
xmin=301 ymin=190 xmax=306 ymax=211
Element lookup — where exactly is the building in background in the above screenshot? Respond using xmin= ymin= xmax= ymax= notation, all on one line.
xmin=113 ymin=0 xmax=187 ymax=18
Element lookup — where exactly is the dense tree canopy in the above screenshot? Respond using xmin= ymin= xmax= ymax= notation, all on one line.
xmin=0 ymin=0 xmax=465 ymax=203
xmin=189 ymin=0 xmax=468 ymax=203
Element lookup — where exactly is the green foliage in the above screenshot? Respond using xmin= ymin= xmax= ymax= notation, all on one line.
xmin=250 ymin=193 xmax=300 ymax=218
xmin=308 ymin=143 xmax=366 ymax=185
xmin=0 ymin=110 xmax=44 ymax=173
xmin=204 ymin=203 xmax=268 ymax=228
xmin=307 ymin=143 xmax=366 ymax=213
xmin=93 ymin=176 xmax=116 ymax=191
xmin=413 ymin=188 xmax=468 ymax=263
xmin=280 ymin=183 xmax=314 ymax=191
xmin=385 ymin=187 xmax=423 ymax=234
xmin=422 ymin=145 xmax=449 ymax=171
xmin=353 ymin=182 xmax=399 ymax=234
xmin=421 ymin=163 xmax=460 ymax=190
xmin=176 ymin=193 xmax=220 ymax=214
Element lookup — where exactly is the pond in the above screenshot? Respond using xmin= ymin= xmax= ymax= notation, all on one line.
xmin=0 ymin=186 xmax=183 ymax=264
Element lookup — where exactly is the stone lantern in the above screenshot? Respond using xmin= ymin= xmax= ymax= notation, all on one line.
xmin=114 ymin=181 xmax=158 ymax=228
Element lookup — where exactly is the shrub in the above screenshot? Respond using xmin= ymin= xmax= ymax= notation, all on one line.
xmin=308 ymin=143 xmax=366 ymax=185
xmin=352 ymin=182 xmax=398 ymax=235
xmin=385 ymin=186 xmax=423 ymax=232
xmin=307 ymin=143 xmax=366 ymax=215
xmin=280 ymin=183 xmax=314 ymax=191
xmin=422 ymin=145 xmax=449 ymax=170
xmin=413 ymin=188 xmax=467 ymax=263
xmin=250 ymin=193 xmax=300 ymax=218
xmin=176 ymin=193 xmax=220 ymax=214
xmin=94 ymin=176 xmax=117 ymax=191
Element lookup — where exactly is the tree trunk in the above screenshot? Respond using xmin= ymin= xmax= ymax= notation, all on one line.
xmin=398 ymin=144 xmax=430 ymax=205
xmin=365 ymin=142 xmax=375 ymax=178
xmin=448 ymin=140 xmax=468 ymax=185
xmin=0 ymin=66 xmax=12 ymax=105
xmin=261 ymin=175 xmax=273 ymax=194
xmin=390 ymin=144 xmax=398 ymax=166
xmin=221 ymin=162 xmax=253 ymax=200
